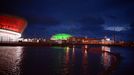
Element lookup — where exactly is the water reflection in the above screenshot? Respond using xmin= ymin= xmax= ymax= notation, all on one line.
xmin=82 ymin=45 xmax=88 ymax=75
xmin=65 ymin=47 xmax=70 ymax=65
xmin=61 ymin=45 xmax=90 ymax=75
xmin=0 ymin=46 xmax=23 ymax=75
xmin=60 ymin=45 xmax=120 ymax=75
xmin=0 ymin=45 xmax=119 ymax=75
xmin=101 ymin=46 xmax=111 ymax=70
xmin=60 ymin=46 xmax=70 ymax=75
xmin=72 ymin=45 xmax=75 ymax=64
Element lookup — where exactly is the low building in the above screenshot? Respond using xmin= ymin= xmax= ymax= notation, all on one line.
xmin=68 ymin=37 xmax=101 ymax=44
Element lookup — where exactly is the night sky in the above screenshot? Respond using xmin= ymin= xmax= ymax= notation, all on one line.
xmin=0 ymin=0 xmax=134 ymax=41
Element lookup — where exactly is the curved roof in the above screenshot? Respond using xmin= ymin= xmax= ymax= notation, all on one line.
xmin=51 ymin=33 xmax=72 ymax=40
xmin=0 ymin=15 xmax=27 ymax=33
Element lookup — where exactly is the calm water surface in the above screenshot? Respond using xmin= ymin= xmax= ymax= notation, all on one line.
xmin=0 ymin=45 xmax=133 ymax=75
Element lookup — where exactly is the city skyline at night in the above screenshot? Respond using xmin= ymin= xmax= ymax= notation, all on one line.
xmin=0 ymin=1 xmax=134 ymax=75
xmin=0 ymin=0 xmax=134 ymax=41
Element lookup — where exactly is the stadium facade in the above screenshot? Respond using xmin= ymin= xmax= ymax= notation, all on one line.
xmin=0 ymin=15 xmax=27 ymax=42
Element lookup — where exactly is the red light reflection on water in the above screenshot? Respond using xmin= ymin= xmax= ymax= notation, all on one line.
xmin=82 ymin=45 xmax=89 ymax=75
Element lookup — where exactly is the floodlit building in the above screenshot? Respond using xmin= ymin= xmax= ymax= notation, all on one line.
xmin=51 ymin=33 xmax=72 ymax=40
xmin=50 ymin=33 xmax=72 ymax=44
xmin=0 ymin=15 xmax=27 ymax=42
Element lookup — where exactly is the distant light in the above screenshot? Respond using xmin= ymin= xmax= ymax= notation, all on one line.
xmin=66 ymin=47 xmax=70 ymax=51
xmin=84 ymin=45 xmax=88 ymax=49
xmin=106 ymin=38 xmax=110 ymax=41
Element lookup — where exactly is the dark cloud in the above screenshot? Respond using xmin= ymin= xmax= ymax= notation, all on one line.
xmin=26 ymin=16 xmax=60 ymax=26
xmin=79 ymin=16 xmax=104 ymax=25
xmin=110 ymin=0 xmax=134 ymax=5
xmin=105 ymin=15 xmax=118 ymax=20
xmin=78 ymin=16 xmax=105 ymax=32
xmin=130 ymin=22 xmax=134 ymax=30
xmin=104 ymin=0 xmax=134 ymax=8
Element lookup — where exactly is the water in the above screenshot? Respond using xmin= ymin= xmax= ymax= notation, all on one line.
xmin=0 ymin=45 xmax=133 ymax=75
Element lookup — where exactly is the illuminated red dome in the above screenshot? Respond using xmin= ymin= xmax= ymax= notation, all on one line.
xmin=0 ymin=15 xmax=27 ymax=33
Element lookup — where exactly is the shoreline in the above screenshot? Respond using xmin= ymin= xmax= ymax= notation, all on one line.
xmin=0 ymin=42 xmax=133 ymax=47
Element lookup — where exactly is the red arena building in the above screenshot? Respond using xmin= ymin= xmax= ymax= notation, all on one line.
xmin=0 ymin=15 xmax=27 ymax=42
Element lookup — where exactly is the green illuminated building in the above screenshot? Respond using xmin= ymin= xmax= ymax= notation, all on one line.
xmin=51 ymin=33 xmax=72 ymax=40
